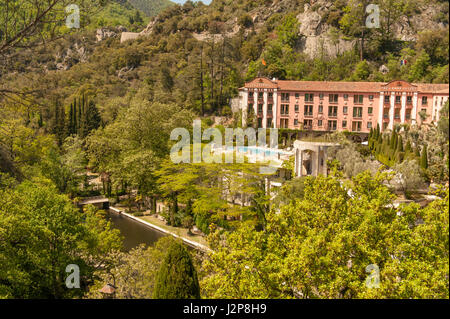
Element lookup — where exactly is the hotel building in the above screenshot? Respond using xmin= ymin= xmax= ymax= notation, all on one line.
xmin=238 ymin=78 xmax=449 ymax=133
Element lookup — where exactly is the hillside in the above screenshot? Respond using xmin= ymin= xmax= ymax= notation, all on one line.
xmin=1 ymin=0 xmax=448 ymax=119
xmin=0 ymin=0 xmax=449 ymax=301
xmin=128 ymin=0 xmax=175 ymax=16
xmin=89 ymin=0 xmax=175 ymax=30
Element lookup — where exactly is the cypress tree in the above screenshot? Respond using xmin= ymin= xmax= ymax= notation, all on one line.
xmin=38 ymin=111 xmax=43 ymax=128
xmin=153 ymin=241 xmax=200 ymax=299
xmin=393 ymin=133 xmax=398 ymax=152
xmin=376 ymin=123 xmax=380 ymax=139
xmin=52 ymin=101 xmax=66 ymax=146
xmin=420 ymin=145 xmax=428 ymax=169
xmin=77 ymin=97 xmax=82 ymax=134
xmin=73 ymin=99 xmax=78 ymax=134
xmin=80 ymin=95 xmax=87 ymax=138
xmin=396 ymin=135 xmax=404 ymax=153
xmin=375 ymin=135 xmax=383 ymax=155
xmin=415 ymin=147 xmax=421 ymax=157
xmin=85 ymin=100 xmax=101 ymax=133
xmin=53 ymin=101 xmax=59 ymax=135
xmin=390 ymin=132 xmax=396 ymax=149
xmin=68 ymin=103 xmax=73 ymax=135
xmin=62 ymin=105 xmax=69 ymax=139
xmin=405 ymin=140 xmax=412 ymax=153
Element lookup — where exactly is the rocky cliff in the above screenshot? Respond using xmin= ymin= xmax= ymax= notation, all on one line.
xmin=138 ymin=0 xmax=448 ymax=58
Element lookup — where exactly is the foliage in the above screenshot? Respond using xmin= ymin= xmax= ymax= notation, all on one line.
xmin=128 ymin=0 xmax=173 ymax=18
xmin=330 ymin=143 xmax=381 ymax=178
xmin=153 ymin=240 xmax=200 ymax=299
xmin=392 ymin=160 xmax=424 ymax=197
xmin=87 ymin=236 xmax=175 ymax=298
xmin=202 ymin=172 xmax=449 ymax=299
xmin=0 ymin=181 xmax=122 ymax=298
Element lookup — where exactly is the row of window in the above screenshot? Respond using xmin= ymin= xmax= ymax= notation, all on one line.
xmin=255 ymin=104 xmax=430 ymax=119
xmin=281 ymin=93 xmax=368 ymax=104
xmin=249 ymin=92 xmax=276 ymax=100
xmin=384 ymin=95 xmax=421 ymax=105
xmin=277 ymin=104 xmax=373 ymax=117
xmin=249 ymin=92 xmax=430 ymax=106
xmin=382 ymin=108 xmax=427 ymax=120
xmin=277 ymin=119 xmax=371 ymax=131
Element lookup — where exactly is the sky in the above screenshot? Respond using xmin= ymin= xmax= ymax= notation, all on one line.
xmin=171 ymin=0 xmax=213 ymax=4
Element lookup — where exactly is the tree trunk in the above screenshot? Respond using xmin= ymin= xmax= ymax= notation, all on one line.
xmin=200 ymin=45 xmax=205 ymax=116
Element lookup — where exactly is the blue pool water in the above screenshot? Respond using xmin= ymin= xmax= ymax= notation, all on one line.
xmin=227 ymin=146 xmax=286 ymax=156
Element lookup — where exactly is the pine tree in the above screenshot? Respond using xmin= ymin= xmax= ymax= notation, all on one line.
xmin=153 ymin=241 xmax=200 ymax=299
xmin=420 ymin=145 xmax=428 ymax=169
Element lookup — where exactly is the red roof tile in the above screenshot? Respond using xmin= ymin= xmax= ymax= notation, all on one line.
xmin=242 ymin=77 xmax=449 ymax=94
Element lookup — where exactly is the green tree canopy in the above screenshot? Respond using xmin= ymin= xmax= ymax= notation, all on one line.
xmin=202 ymin=171 xmax=449 ymax=299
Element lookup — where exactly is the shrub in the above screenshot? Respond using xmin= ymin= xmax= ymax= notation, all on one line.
xmin=238 ymin=14 xmax=253 ymax=28
xmin=153 ymin=241 xmax=200 ymax=299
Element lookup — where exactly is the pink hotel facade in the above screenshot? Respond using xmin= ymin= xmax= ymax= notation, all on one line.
xmin=238 ymin=78 xmax=449 ymax=133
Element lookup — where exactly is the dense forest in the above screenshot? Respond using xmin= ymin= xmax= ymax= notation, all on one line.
xmin=0 ymin=0 xmax=448 ymax=299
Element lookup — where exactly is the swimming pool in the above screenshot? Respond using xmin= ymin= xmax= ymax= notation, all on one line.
xmin=227 ymin=146 xmax=288 ymax=157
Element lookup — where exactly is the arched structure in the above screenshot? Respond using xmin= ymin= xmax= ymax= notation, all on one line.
xmin=293 ymin=140 xmax=339 ymax=177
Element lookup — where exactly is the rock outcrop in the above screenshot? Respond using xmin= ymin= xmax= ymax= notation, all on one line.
xmin=96 ymin=28 xmax=119 ymax=42
xmin=54 ymin=42 xmax=89 ymax=71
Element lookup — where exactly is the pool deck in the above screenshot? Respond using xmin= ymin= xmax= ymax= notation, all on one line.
xmin=109 ymin=206 xmax=211 ymax=252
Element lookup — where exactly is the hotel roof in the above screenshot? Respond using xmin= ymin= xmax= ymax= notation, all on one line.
xmin=242 ymin=78 xmax=449 ymax=94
